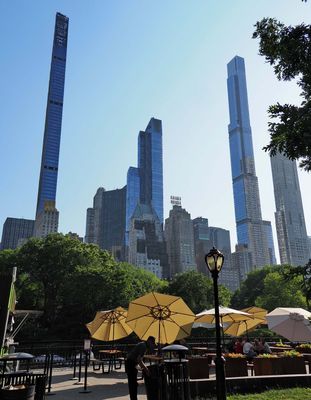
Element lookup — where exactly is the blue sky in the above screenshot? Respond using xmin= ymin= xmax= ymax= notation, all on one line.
xmin=1 ymin=1 xmax=310 ymax=262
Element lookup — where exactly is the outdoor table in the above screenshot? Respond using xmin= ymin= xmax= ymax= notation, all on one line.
xmin=98 ymin=350 xmax=123 ymax=373
xmin=270 ymin=346 xmax=292 ymax=353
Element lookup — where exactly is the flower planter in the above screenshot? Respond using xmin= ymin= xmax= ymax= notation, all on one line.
xmin=253 ymin=357 xmax=283 ymax=376
xmin=225 ymin=357 xmax=248 ymax=377
xmin=188 ymin=357 xmax=209 ymax=379
xmin=280 ymin=356 xmax=306 ymax=374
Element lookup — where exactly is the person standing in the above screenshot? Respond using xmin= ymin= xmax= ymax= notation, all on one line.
xmin=125 ymin=336 xmax=156 ymax=400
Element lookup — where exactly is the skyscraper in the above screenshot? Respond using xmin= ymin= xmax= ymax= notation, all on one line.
xmin=262 ymin=220 xmax=277 ymax=265
xmin=227 ymin=55 xmax=270 ymax=268
xmin=138 ymin=118 xmax=163 ymax=225
xmin=34 ymin=13 xmax=69 ymax=237
xmin=85 ymin=187 xmax=126 ymax=259
xmin=271 ymin=152 xmax=310 ymax=266
xmin=0 ymin=218 xmax=34 ymax=250
xmin=126 ymin=118 xmax=164 ymax=246
xmin=165 ymin=204 xmax=196 ymax=277
xmin=128 ymin=203 xmax=168 ymax=279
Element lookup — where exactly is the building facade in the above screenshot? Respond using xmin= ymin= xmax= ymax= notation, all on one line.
xmin=34 ymin=13 xmax=69 ymax=236
xmin=0 ymin=218 xmax=35 ymax=250
xmin=85 ymin=187 xmax=126 ymax=259
xmin=227 ymin=55 xmax=270 ymax=269
xmin=128 ymin=204 xmax=168 ymax=279
xmin=271 ymin=152 xmax=310 ymax=266
xmin=262 ymin=220 xmax=277 ymax=265
xmin=165 ymin=205 xmax=196 ymax=278
xmin=138 ymin=118 xmax=164 ymax=225
xmin=193 ymin=217 xmax=211 ymax=275
xmin=34 ymin=201 xmax=59 ymax=238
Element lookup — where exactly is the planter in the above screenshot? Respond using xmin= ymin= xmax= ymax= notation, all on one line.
xmin=225 ymin=358 xmax=248 ymax=377
xmin=188 ymin=357 xmax=209 ymax=379
xmin=253 ymin=357 xmax=283 ymax=376
xmin=280 ymin=356 xmax=306 ymax=374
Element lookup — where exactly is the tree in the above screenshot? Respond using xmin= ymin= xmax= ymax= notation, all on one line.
xmin=256 ymin=271 xmax=307 ymax=310
xmin=166 ymin=270 xmax=231 ymax=314
xmin=253 ymin=15 xmax=311 ymax=170
xmin=0 ymin=234 xmax=166 ymax=339
xmin=231 ymin=267 xmax=272 ymax=309
xmin=281 ymin=261 xmax=311 ymax=308
xmin=231 ymin=266 xmax=307 ymax=311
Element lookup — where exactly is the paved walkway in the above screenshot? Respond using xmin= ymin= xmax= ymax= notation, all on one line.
xmin=49 ymin=367 xmax=147 ymax=400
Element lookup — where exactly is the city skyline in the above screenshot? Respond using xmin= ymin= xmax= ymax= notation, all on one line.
xmin=1 ymin=1 xmax=310 ymax=263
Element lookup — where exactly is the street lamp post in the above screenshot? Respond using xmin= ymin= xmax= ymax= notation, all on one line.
xmin=205 ymin=247 xmax=227 ymax=400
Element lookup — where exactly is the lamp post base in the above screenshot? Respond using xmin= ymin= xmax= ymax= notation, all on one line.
xmin=215 ymin=355 xmax=227 ymax=399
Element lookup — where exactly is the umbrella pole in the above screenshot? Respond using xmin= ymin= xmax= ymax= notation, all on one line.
xmin=158 ymin=321 xmax=161 ymax=355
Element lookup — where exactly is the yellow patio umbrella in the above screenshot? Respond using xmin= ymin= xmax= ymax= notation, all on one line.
xmin=224 ymin=307 xmax=267 ymax=337
xmin=86 ymin=306 xmax=133 ymax=341
xmin=126 ymin=292 xmax=195 ymax=344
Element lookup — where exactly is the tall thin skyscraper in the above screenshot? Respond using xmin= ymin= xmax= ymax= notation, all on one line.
xmin=271 ymin=153 xmax=310 ymax=266
xmin=34 ymin=13 xmax=69 ymax=236
xmin=126 ymin=118 xmax=164 ymax=242
xmin=227 ymin=56 xmax=270 ymax=268
xmin=138 ymin=118 xmax=164 ymax=224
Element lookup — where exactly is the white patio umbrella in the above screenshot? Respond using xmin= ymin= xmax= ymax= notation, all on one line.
xmin=195 ymin=306 xmax=252 ymax=324
xmin=266 ymin=307 xmax=311 ymax=341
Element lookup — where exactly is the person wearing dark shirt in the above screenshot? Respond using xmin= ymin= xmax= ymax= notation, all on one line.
xmin=125 ymin=336 xmax=156 ymax=400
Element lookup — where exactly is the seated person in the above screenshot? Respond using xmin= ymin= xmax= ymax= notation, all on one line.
xmin=243 ymin=338 xmax=257 ymax=358
xmin=253 ymin=338 xmax=264 ymax=355
xmin=260 ymin=338 xmax=272 ymax=354
xmin=234 ymin=338 xmax=243 ymax=354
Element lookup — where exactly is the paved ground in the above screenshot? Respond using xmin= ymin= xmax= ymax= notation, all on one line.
xmin=48 ymin=367 xmax=147 ymax=400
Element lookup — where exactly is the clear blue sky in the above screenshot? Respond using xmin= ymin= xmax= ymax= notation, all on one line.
xmin=1 ymin=1 xmax=310 ymax=262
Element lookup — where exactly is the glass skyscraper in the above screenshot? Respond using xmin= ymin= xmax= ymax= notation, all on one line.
xmin=271 ymin=152 xmax=310 ymax=266
xmin=126 ymin=118 xmax=164 ymax=239
xmin=35 ymin=13 xmax=69 ymax=217
xmin=227 ymin=56 xmax=270 ymax=268
xmin=138 ymin=118 xmax=164 ymax=224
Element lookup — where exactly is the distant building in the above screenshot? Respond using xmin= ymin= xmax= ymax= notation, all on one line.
xmin=227 ymin=55 xmax=270 ymax=269
xmin=165 ymin=205 xmax=196 ymax=278
xmin=0 ymin=218 xmax=34 ymax=250
xmin=126 ymin=118 xmax=164 ymax=246
xmin=128 ymin=204 xmax=168 ymax=279
xmin=193 ymin=217 xmax=211 ymax=275
xmin=35 ymin=13 xmax=69 ymax=235
xmin=262 ymin=220 xmax=277 ymax=265
xmin=85 ymin=187 xmax=126 ymax=259
xmin=34 ymin=201 xmax=59 ymax=238
xmin=231 ymin=244 xmax=253 ymax=284
xmin=271 ymin=152 xmax=310 ymax=266
xmin=67 ymin=232 xmax=83 ymax=242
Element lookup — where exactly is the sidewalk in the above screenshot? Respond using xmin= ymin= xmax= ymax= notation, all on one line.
xmin=48 ymin=367 xmax=147 ymax=400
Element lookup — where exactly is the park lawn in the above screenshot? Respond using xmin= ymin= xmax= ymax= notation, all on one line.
xmin=227 ymin=387 xmax=311 ymax=400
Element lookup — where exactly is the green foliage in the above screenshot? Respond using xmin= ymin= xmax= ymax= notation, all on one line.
xmin=227 ymin=387 xmax=311 ymax=400
xmin=0 ymin=233 xmax=165 ymax=339
xmin=231 ymin=266 xmax=272 ymax=309
xmin=166 ymin=270 xmax=231 ymax=313
xmin=231 ymin=265 xmax=307 ymax=311
xmin=256 ymin=270 xmax=307 ymax=310
xmin=0 ymin=249 xmax=17 ymax=276
xmin=281 ymin=261 xmax=311 ymax=308
xmin=253 ymin=16 xmax=311 ymax=170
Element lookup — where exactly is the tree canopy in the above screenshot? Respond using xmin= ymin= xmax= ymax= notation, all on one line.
xmin=166 ymin=269 xmax=231 ymax=314
xmin=231 ymin=265 xmax=308 ymax=311
xmin=253 ymin=15 xmax=311 ymax=170
xmin=0 ymin=234 xmax=166 ymax=339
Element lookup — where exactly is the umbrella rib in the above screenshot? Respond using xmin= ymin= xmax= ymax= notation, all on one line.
xmin=126 ymin=311 xmax=152 ymax=323
xmin=140 ymin=318 xmax=156 ymax=340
